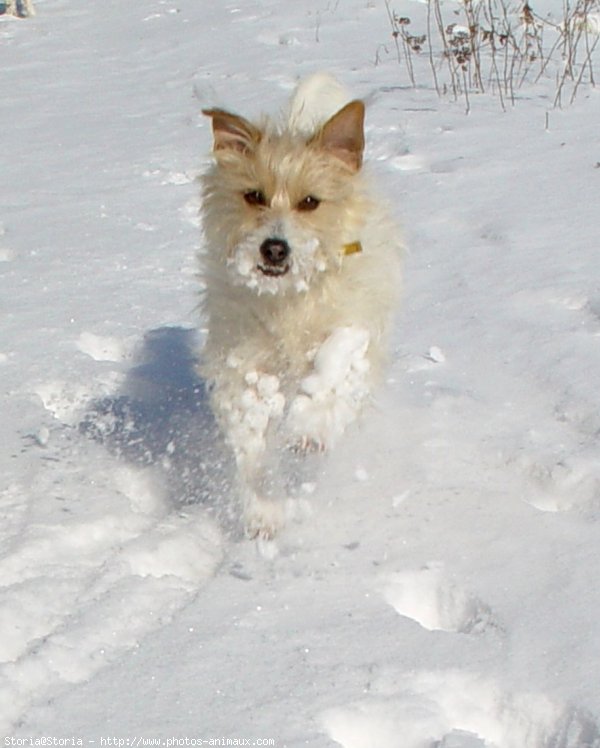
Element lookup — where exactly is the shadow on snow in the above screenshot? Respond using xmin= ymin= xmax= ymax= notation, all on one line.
xmin=79 ymin=326 xmax=238 ymax=533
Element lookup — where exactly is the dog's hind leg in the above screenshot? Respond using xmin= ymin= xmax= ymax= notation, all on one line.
xmin=233 ymin=435 xmax=287 ymax=541
xmin=240 ymin=483 xmax=285 ymax=541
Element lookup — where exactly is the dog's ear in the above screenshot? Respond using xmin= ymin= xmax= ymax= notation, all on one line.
xmin=314 ymin=100 xmax=365 ymax=172
xmin=202 ymin=108 xmax=262 ymax=154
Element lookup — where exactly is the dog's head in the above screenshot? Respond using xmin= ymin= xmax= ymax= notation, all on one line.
xmin=201 ymin=100 xmax=366 ymax=295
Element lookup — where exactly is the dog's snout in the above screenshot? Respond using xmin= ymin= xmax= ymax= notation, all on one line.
xmin=260 ymin=238 xmax=290 ymax=266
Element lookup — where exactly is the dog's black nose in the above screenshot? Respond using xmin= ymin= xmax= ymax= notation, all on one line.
xmin=260 ymin=238 xmax=290 ymax=266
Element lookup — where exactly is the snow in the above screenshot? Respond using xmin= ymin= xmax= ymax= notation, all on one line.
xmin=289 ymin=327 xmax=372 ymax=449
xmin=1 ymin=0 xmax=600 ymax=744
xmin=226 ymin=370 xmax=285 ymax=462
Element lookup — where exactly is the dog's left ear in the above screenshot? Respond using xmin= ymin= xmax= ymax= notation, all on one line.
xmin=202 ymin=108 xmax=262 ymax=154
xmin=314 ymin=100 xmax=365 ymax=172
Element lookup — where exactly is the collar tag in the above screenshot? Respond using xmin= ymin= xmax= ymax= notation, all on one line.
xmin=343 ymin=241 xmax=363 ymax=256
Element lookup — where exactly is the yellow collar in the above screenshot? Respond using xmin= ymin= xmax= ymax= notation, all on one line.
xmin=343 ymin=241 xmax=363 ymax=256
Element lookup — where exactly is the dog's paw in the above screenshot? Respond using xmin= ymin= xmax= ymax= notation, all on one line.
xmin=244 ymin=496 xmax=285 ymax=541
xmin=290 ymin=435 xmax=326 ymax=454
xmin=287 ymin=326 xmax=372 ymax=450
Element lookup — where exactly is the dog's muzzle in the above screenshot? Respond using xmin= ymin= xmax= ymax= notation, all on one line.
xmin=258 ymin=238 xmax=291 ymax=277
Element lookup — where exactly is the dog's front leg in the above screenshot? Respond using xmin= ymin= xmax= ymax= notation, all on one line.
xmin=211 ymin=368 xmax=286 ymax=539
xmin=287 ymin=326 xmax=373 ymax=452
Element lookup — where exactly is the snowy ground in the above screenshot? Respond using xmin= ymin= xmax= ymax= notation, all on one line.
xmin=1 ymin=0 xmax=600 ymax=745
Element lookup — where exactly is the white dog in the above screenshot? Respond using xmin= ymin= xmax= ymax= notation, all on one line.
xmin=199 ymin=74 xmax=402 ymax=539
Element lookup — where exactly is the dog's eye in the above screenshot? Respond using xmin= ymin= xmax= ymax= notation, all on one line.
xmin=297 ymin=195 xmax=321 ymax=212
xmin=243 ymin=190 xmax=267 ymax=208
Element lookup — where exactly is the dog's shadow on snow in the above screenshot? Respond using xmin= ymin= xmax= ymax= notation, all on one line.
xmin=79 ymin=326 xmax=236 ymax=531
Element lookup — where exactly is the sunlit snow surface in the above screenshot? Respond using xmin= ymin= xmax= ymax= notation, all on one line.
xmin=1 ymin=0 xmax=600 ymax=743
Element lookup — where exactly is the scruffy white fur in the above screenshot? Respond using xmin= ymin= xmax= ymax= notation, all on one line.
xmin=287 ymin=73 xmax=354 ymax=136
xmin=199 ymin=74 xmax=402 ymax=539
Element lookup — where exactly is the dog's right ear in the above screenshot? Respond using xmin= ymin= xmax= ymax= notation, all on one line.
xmin=202 ymin=108 xmax=262 ymax=154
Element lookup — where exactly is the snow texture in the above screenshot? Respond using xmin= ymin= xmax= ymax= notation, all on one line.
xmin=1 ymin=0 xmax=600 ymax=743
xmin=225 ymin=368 xmax=285 ymax=463
xmin=288 ymin=326 xmax=372 ymax=449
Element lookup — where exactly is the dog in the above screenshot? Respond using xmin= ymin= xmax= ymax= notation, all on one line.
xmin=3 ymin=0 xmax=35 ymax=17
xmin=199 ymin=73 xmax=402 ymax=540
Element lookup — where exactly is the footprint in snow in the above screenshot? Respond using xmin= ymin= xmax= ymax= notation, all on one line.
xmin=322 ymin=670 xmax=600 ymax=748
xmin=326 ymin=560 xmax=598 ymax=747
xmin=512 ymin=451 xmax=600 ymax=514
xmin=34 ymin=332 xmax=132 ymax=427
xmin=365 ymin=125 xmax=417 ymax=169
xmin=381 ymin=564 xmax=498 ymax=635
xmin=77 ymin=331 xmax=131 ymax=363
xmin=510 ymin=286 xmax=600 ymax=335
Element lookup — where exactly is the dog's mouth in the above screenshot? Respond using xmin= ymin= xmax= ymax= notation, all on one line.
xmin=257 ymin=263 xmax=290 ymax=278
